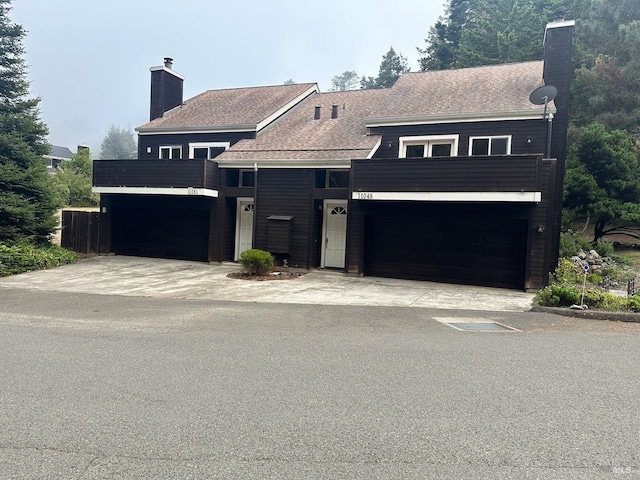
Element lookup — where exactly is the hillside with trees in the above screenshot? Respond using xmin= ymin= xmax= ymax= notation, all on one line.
xmin=418 ymin=0 xmax=640 ymax=242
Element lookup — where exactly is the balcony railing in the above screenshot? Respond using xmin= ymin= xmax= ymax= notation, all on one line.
xmin=93 ymin=159 xmax=218 ymax=191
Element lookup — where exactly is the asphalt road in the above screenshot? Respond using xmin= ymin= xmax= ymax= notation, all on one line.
xmin=1 ymin=288 xmax=639 ymax=479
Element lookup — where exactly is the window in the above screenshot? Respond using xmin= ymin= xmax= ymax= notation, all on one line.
xmin=469 ymin=136 xmax=511 ymax=156
xmin=399 ymin=135 xmax=459 ymax=158
xmin=189 ymin=142 xmax=230 ymax=160
xmin=326 ymin=170 xmax=349 ymax=188
xmin=159 ymin=146 xmax=182 ymax=159
xmin=239 ymin=169 xmax=255 ymax=187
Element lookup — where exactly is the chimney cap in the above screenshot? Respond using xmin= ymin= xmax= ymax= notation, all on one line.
xmin=164 ymin=57 xmax=174 ymax=68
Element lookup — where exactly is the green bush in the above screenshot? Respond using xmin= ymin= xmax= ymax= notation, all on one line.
xmin=626 ymin=295 xmax=640 ymax=313
xmin=534 ymin=284 xmax=581 ymax=307
xmin=553 ymin=258 xmax=582 ymax=284
xmin=559 ymin=230 xmax=592 ymax=258
xmin=0 ymin=242 xmax=77 ymax=277
xmin=594 ymin=239 xmax=614 ymax=257
xmin=239 ymin=249 xmax=274 ymax=275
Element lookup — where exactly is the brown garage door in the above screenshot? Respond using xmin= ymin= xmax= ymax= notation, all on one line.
xmin=365 ymin=214 xmax=527 ymax=289
xmin=113 ymin=206 xmax=209 ymax=262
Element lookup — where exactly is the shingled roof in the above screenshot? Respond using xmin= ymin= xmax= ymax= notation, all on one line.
xmin=137 ymin=83 xmax=318 ymax=132
xmin=367 ymin=61 xmax=551 ymax=125
xmin=217 ymin=88 xmax=388 ymax=164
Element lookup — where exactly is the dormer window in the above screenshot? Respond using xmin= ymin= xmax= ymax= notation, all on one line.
xmin=399 ymin=135 xmax=459 ymax=158
xmin=159 ymin=146 xmax=181 ymax=159
xmin=469 ymin=136 xmax=511 ymax=155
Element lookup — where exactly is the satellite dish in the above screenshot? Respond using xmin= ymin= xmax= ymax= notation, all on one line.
xmin=529 ymin=85 xmax=558 ymax=105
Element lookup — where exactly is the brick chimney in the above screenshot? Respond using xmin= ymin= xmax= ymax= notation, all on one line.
xmin=149 ymin=57 xmax=185 ymax=121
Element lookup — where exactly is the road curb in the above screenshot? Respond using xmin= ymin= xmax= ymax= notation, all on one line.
xmin=530 ymin=305 xmax=640 ymax=323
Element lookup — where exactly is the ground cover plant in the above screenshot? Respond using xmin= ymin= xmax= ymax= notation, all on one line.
xmin=0 ymin=242 xmax=77 ymax=277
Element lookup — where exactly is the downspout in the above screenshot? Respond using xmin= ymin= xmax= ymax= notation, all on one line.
xmin=252 ymin=162 xmax=258 ymax=249
xmin=546 ymin=112 xmax=554 ymax=159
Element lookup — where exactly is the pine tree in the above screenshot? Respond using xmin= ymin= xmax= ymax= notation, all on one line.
xmin=99 ymin=125 xmax=137 ymax=159
xmin=361 ymin=47 xmax=410 ymax=89
xmin=0 ymin=0 xmax=59 ymax=244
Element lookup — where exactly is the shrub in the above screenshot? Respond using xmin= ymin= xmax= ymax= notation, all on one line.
xmin=553 ymin=258 xmax=582 ymax=284
xmin=239 ymin=249 xmax=274 ymax=275
xmin=626 ymin=295 xmax=640 ymax=313
xmin=0 ymin=242 xmax=77 ymax=277
xmin=534 ymin=284 xmax=580 ymax=307
xmin=594 ymin=239 xmax=614 ymax=257
xmin=559 ymin=230 xmax=593 ymax=258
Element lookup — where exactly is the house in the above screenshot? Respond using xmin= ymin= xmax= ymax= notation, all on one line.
xmin=92 ymin=19 xmax=574 ymax=290
xmin=44 ymin=145 xmax=73 ymax=172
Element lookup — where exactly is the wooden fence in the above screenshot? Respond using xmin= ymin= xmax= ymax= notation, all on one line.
xmin=61 ymin=210 xmax=100 ymax=254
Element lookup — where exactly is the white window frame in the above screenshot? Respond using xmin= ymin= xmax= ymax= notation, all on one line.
xmin=188 ymin=142 xmax=231 ymax=160
xmin=159 ymin=145 xmax=182 ymax=160
xmin=468 ymin=136 xmax=512 ymax=156
xmin=399 ymin=135 xmax=459 ymax=158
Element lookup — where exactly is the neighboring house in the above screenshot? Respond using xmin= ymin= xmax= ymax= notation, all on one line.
xmin=93 ymin=20 xmax=574 ymax=290
xmin=44 ymin=145 xmax=73 ymax=172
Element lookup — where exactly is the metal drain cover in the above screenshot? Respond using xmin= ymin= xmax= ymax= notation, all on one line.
xmin=435 ymin=318 xmax=519 ymax=332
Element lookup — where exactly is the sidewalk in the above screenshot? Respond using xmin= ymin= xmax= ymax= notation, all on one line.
xmin=0 ymin=256 xmax=535 ymax=312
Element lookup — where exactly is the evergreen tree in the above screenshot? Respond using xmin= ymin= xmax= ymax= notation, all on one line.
xmin=99 ymin=125 xmax=137 ymax=159
xmin=0 ymin=0 xmax=59 ymax=244
xmin=361 ymin=47 xmax=410 ymax=89
xmin=329 ymin=71 xmax=360 ymax=91
xmin=56 ymin=147 xmax=98 ymax=207
xmin=564 ymin=123 xmax=640 ymax=241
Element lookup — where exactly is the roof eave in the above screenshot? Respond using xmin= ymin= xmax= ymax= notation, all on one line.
xmin=136 ymin=124 xmax=257 ymax=135
xmin=365 ymin=109 xmax=556 ymax=128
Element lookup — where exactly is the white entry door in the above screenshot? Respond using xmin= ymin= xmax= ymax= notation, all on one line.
xmin=235 ymin=198 xmax=254 ymax=260
xmin=323 ymin=201 xmax=348 ymax=268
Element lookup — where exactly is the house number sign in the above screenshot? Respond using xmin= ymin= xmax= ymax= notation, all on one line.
xmin=357 ymin=192 xmax=374 ymax=200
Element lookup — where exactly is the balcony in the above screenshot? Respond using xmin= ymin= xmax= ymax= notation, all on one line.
xmin=92 ymin=159 xmax=219 ymax=198
xmin=351 ymin=155 xmax=549 ymax=203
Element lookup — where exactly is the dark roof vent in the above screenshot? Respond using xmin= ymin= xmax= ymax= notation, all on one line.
xmin=164 ymin=57 xmax=174 ymax=69
xmin=331 ymin=104 xmax=339 ymax=119
xmin=314 ymin=106 xmax=321 ymax=120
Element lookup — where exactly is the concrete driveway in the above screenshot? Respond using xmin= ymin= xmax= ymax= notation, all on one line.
xmin=0 ymin=256 xmax=535 ymax=312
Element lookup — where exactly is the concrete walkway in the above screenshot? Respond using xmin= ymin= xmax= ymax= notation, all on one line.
xmin=0 ymin=256 xmax=535 ymax=312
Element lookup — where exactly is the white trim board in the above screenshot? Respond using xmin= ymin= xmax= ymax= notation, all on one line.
xmin=352 ymin=191 xmax=542 ymax=203
xmin=256 ymin=85 xmax=319 ymax=132
xmin=93 ymin=187 xmax=218 ymax=198
xmin=149 ymin=65 xmax=186 ymax=81
xmin=365 ymin=110 xmax=555 ymax=128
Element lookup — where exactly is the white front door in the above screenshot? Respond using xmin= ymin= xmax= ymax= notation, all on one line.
xmin=235 ymin=198 xmax=254 ymax=260
xmin=323 ymin=201 xmax=348 ymax=268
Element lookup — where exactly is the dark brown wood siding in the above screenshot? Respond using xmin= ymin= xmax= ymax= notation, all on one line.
xmin=254 ymin=169 xmax=313 ymax=268
xmin=543 ymin=23 xmax=575 ymax=270
xmin=353 ymin=155 xmax=542 ymax=192
xmin=149 ymin=69 xmax=183 ymax=122
xmin=361 ymin=203 xmax=531 ymax=289
xmin=348 ymin=155 xmax=557 ymax=289
xmin=370 ymin=119 xmax=549 ymax=159
xmin=93 ymin=159 xmax=218 ymax=189
xmin=103 ymin=194 xmax=215 ymax=262
xmin=137 ymin=132 xmax=253 ymax=159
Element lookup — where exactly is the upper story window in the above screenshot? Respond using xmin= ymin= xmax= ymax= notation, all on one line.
xmin=189 ymin=142 xmax=230 ymax=160
xmin=239 ymin=169 xmax=255 ymax=187
xmin=469 ymin=136 xmax=511 ymax=156
xmin=399 ymin=135 xmax=459 ymax=158
xmin=314 ymin=169 xmax=349 ymax=188
xmin=159 ymin=146 xmax=181 ymax=159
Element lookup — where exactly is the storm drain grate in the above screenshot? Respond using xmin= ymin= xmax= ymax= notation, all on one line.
xmin=435 ymin=318 xmax=520 ymax=332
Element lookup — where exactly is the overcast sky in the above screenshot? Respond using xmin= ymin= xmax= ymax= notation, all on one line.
xmin=12 ymin=0 xmax=444 ymax=155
